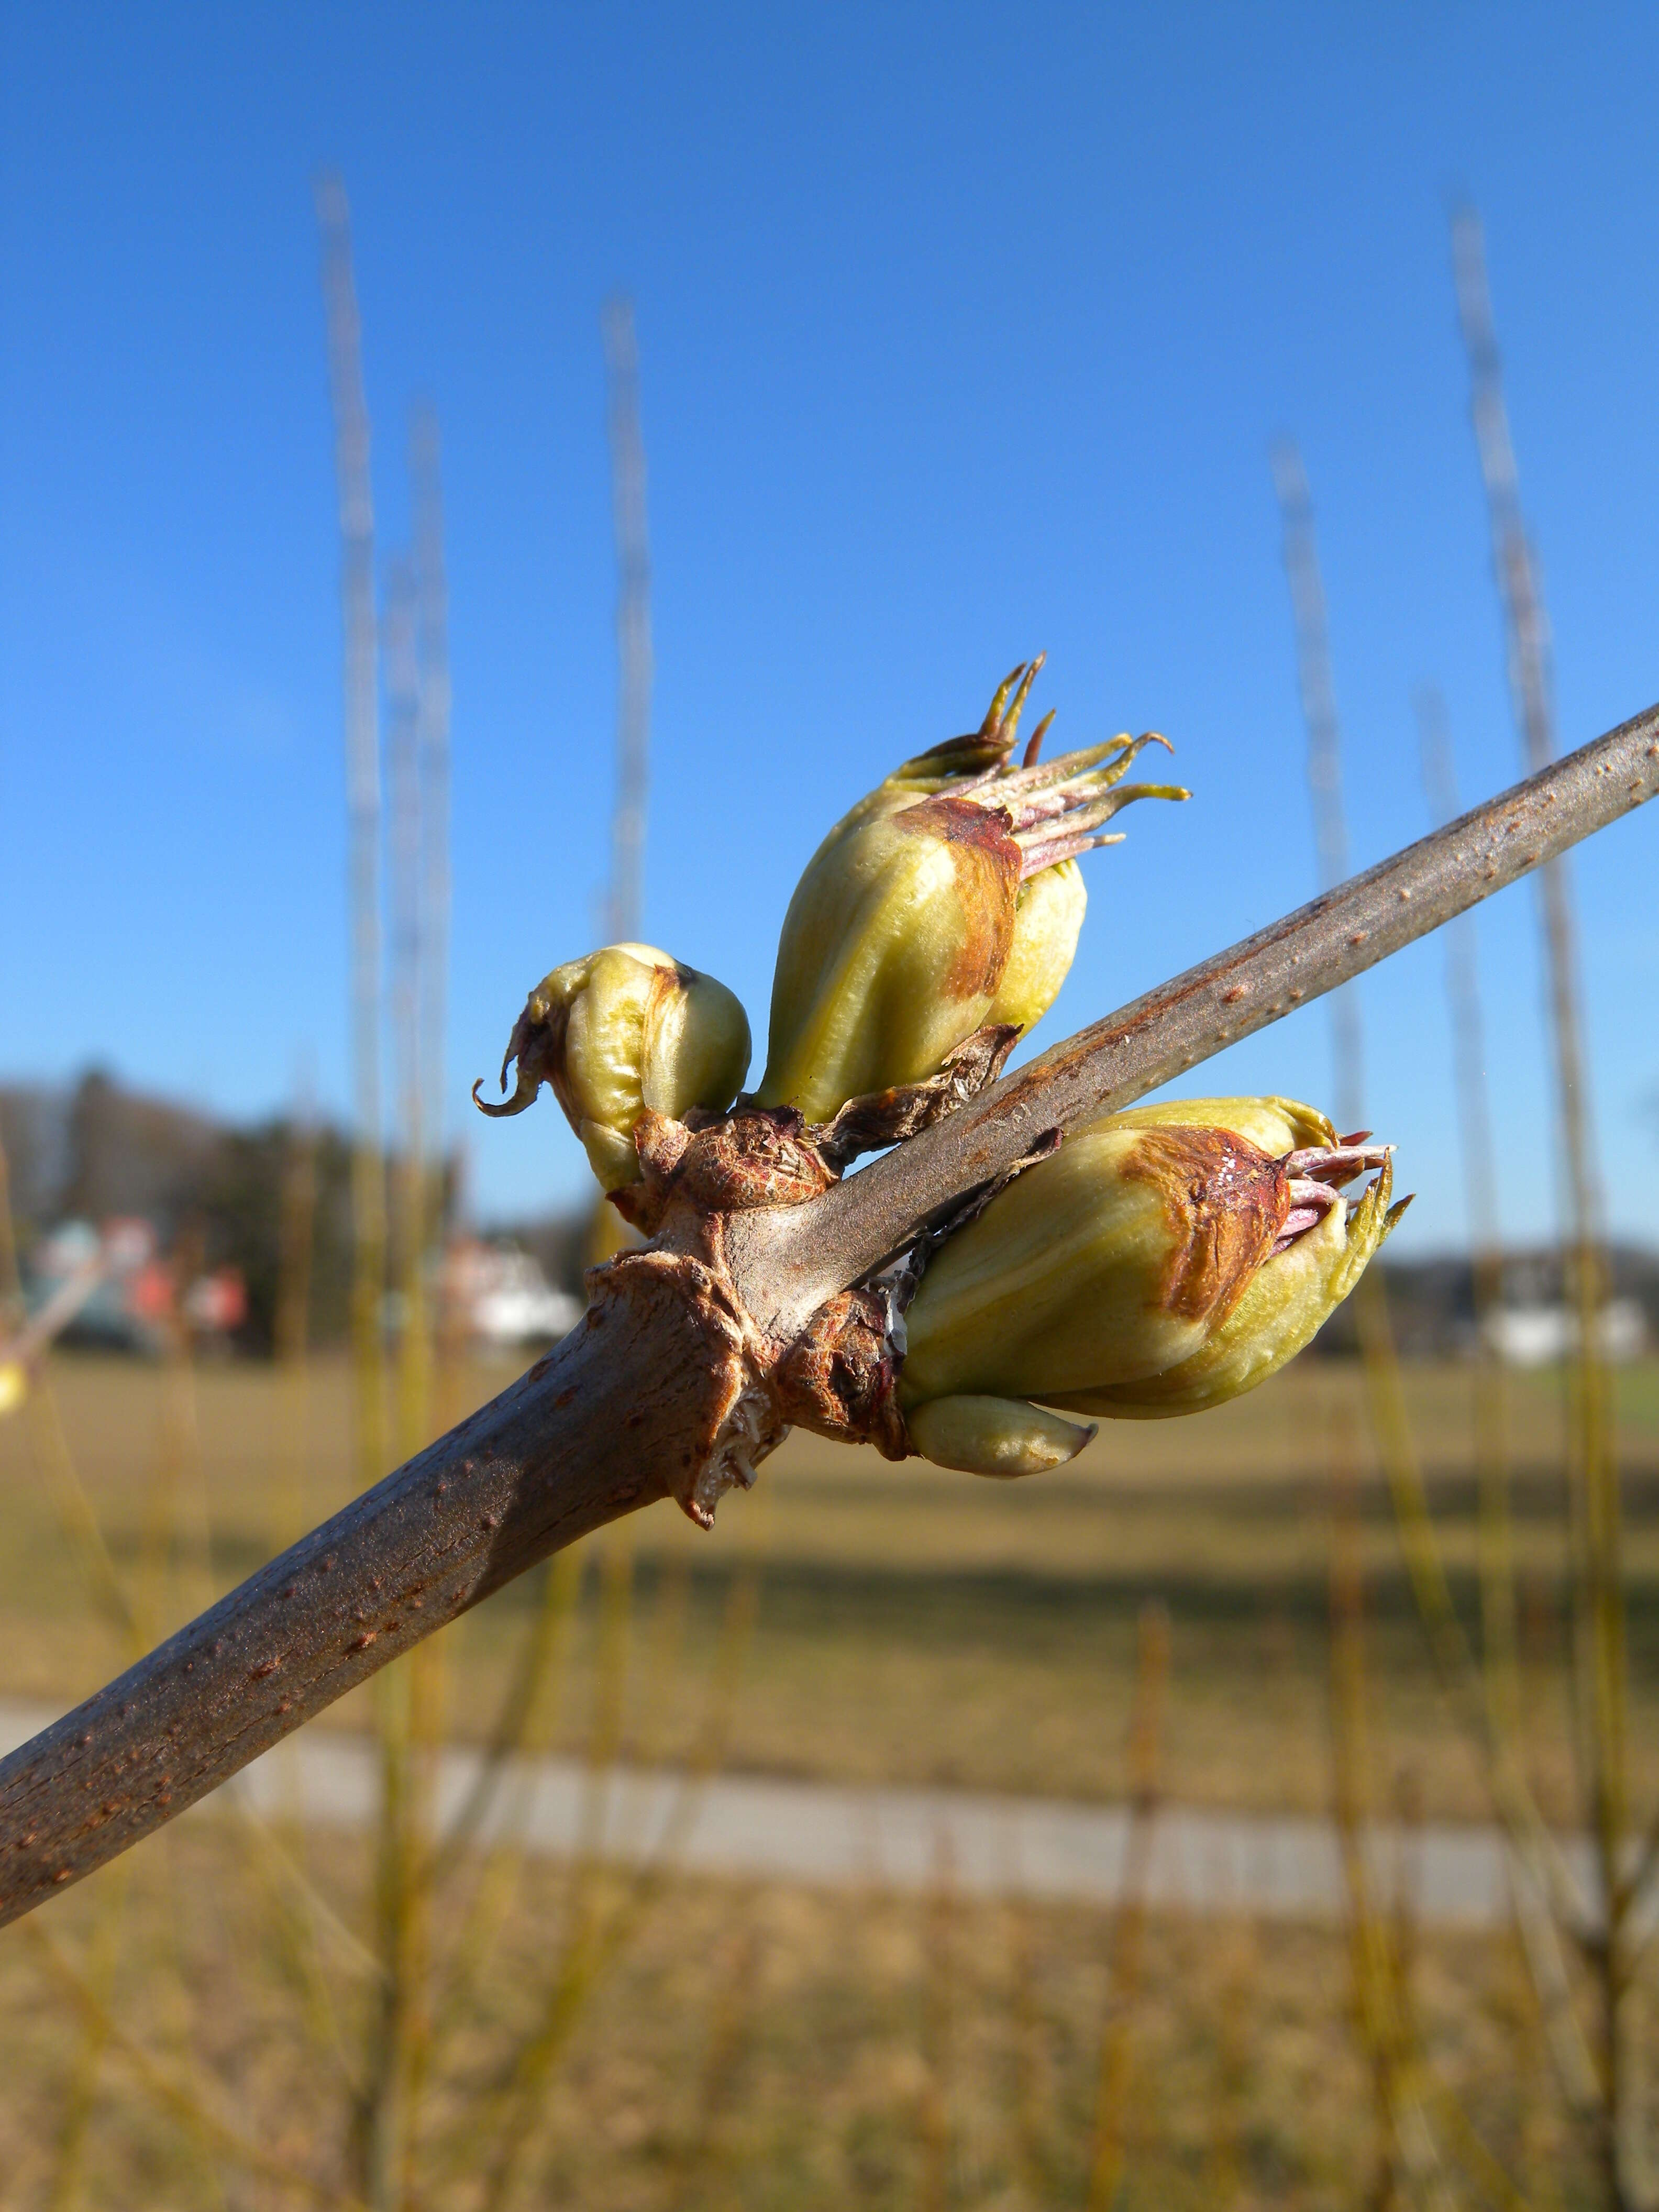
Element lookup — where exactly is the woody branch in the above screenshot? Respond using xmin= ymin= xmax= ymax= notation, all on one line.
xmin=1 ymin=696 xmax=1655 ymax=1929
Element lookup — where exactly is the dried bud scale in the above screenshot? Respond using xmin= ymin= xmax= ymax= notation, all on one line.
xmin=473 ymin=944 xmax=750 ymax=1192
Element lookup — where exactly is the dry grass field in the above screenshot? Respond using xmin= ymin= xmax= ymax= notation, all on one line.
xmin=0 ymin=1346 xmax=1655 ymax=2205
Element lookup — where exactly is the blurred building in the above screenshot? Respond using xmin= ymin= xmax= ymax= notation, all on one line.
xmin=441 ymin=1238 xmax=583 ymax=1349
xmin=26 ymin=1215 xmax=245 ymax=1357
xmin=1313 ymin=1247 xmax=1659 ymax=1361
xmin=1482 ymin=1299 xmax=1646 ymax=1367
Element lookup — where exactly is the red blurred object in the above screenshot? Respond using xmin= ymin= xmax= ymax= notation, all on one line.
xmin=183 ymin=1270 xmax=247 ymax=1334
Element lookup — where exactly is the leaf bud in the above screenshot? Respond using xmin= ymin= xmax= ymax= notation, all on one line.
xmin=758 ymin=660 xmax=1187 ymax=1121
xmin=473 ymin=944 xmax=751 ymax=1192
xmin=900 ymin=1098 xmax=1406 ymax=1430
xmin=905 ymin=1393 xmax=1096 ymax=1478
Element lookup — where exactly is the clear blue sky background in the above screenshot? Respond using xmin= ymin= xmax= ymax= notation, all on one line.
xmin=2 ymin=3 xmax=1655 ymax=1251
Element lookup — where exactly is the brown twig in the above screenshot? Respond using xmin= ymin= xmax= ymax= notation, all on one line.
xmin=1 ymin=702 xmax=1656 ymax=1927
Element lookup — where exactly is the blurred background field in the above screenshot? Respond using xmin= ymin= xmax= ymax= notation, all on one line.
xmin=0 ymin=1345 xmax=1655 ymax=2205
xmin=4 ymin=1351 xmax=1658 ymax=1823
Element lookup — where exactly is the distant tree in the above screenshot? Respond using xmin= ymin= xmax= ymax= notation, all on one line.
xmin=198 ymin=1119 xmax=358 ymax=1355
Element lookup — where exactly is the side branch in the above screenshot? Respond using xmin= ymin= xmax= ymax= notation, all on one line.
xmin=2 ymin=695 xmax=1654 ymax=1927
xmin=729 ymin=698 xmax=1659 ymax=1337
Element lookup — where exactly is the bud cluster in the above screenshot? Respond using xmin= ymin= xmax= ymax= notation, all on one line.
xmin=474 ymin=662 xmax=1407 ymax=1501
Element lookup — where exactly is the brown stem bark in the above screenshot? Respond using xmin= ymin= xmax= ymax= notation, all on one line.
xmin=2 ymin=696 xmax=1656 ymax=1929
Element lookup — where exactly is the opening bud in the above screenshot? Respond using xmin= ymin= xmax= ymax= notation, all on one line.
xmin=758 ymin=660 xmax=1187 ymax=1121
xmin=901 ymin=1098 xmax=1407 ymax=1424
xmin=473 ymin=944 xmax=751 ymax=1192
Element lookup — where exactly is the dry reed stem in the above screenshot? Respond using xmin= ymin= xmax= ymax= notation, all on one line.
xmin=1005 ymin=1888 xmax=1053 ymax=2208
xmin=428 ymin=1547 xmax=584 ymax=1895
xmin=917 ymin=1829 xmax=956 ymax=2212
xmin=468 ymin=1562 xmax=760 ymax=2212
xmin=1202 ymin=1911 xmax=1259 ymax=2207
xmin=1415 ymin=687 xmax=1523 ymax=1757
xmin=1328 ymin=1401 xmax=1457 ymax=2212
xmin=418 ymin=1558 xmax=588 ymax=2080
xmin=1085 ymin=1598 xmax=1170 ymax=2211
xmin=1453 ymin=205 xmax=1650 ymax=2207
xmin=665 ymin=1918 xmax=761 ymax=2203
xmin=46 ymin=1854 xmax=129 ymax=2212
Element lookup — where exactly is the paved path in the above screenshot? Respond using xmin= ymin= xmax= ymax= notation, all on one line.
xmin=1 ymin=1700 xmax=1633 ymax=1934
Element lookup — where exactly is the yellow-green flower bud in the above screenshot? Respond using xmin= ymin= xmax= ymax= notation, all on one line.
xmin=758 ymin=794 xmax=1024 ymax=1121
xmin=989 ymin=859 xmax=1087 ymax=1035
xmin=473 ymin=943 xmax=750 ymax=1192
xmin=900 ymin=1098 xmax=1404 ymax=1431
xmin=758 ymin=661 xmax=1186 ymax=1122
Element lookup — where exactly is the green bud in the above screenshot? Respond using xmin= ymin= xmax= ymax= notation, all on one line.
xmin=905 ymin=1393 xmax=1096 ymax=1478
xmin=757 ymin=661 xmax=1186 ymax=1121
xmin=473 ymin=943 xmax=751 ymax=1192
xmin=900 ymin=1098 xmax=1404 ymax=1428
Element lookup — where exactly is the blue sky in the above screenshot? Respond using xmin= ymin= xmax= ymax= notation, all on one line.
xmin=1 ymin=3 xmax=1655 ymax=1249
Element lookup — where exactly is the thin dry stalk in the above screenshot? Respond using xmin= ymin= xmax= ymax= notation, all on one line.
xmin=917 ymin=1830 xmax=957 ymax=2212
xmin=1327 ymin=1407 xmax=1454 ymax=2212
xmin=356 ymin=542 xmax=447 ymax=2212
xmin=1272 ymin=436 xmax=1365 ymax=1132
xmin=1086 ymin=1598 xmax=1170 ymax=2212
xmin=273 ymin=1098 xmax=319 ymax=1551
xmin=1202 ymin=1912 xmax=1259 ymax=2207
xmin=410 ymin=400 xmax=451 ymax=1282
xmin=1006 ymin=1890 xmax=1052 ymax=2208
xmin=1281 ymin=442 xmax=1578 ymax=2199
xmin=1453 ymin=206 xmax=1647 ymax=2207
xmin=316 ymin=174 xmax=400 ymax=2200
xmin=601 ymin=293 xmax=652 ymax=946
xmin=46 ymin=1856 xmax=130 ymax=2212
xmin=315 ymin=169 xmax=388 ymax=1501
xmin=665 ymin=1920 xmax=761 ymax=2204
xmin=421 ymin=1559 xmax=588 ymax=2076
xmin=353 ymin=1660 xmax=430 ymax=2212
xmin=467 ymin=1562 xmax=760 ymax=2212
xmin=1416 ymin=685 xmax=1522 ymax=1752
xmin=1277 ymin=460 xmax=1571 ymax=1927
xmin=259 ymin=1100 xmax=356 ymax=2066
